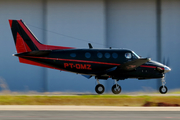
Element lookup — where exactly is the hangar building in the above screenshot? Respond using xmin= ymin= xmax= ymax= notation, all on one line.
xmin=0 ymin=0 xmax=179 ymax=93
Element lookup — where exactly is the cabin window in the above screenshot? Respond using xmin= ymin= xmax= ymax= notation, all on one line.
xmin=85 ymin=52 xmax=91 ymax=58
xmin=125 ymin=53 xmax=132 ymax=59
xmin=70 ymin=53 xmax=76 ymax=58
xmin=97 ymin=52 xmax=103 ymax=58
xmin=112 ymin=53 xmax=118 ymax=59
xmin=105 ymin=53 xmax=110 ymax=58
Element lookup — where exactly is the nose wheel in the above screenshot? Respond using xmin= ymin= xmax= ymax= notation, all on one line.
xmin=159 ymin=77 xmax=168 ymax=94
xmin=159 ymin=86 xmax=168 ymax=94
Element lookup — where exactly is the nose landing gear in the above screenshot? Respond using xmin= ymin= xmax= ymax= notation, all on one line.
xmin=159 ymin=77 xmax=168 ymax=94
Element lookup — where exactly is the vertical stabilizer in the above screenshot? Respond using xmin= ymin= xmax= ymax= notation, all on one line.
xmin=9 ymin=19 xmax=74 ymax=53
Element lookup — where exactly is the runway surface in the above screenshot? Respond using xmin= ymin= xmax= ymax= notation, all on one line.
xmin=0 ymin=111 xmax=179 ymax=120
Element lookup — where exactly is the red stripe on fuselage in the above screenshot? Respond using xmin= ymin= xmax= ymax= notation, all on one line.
xmin=23 ymin=56 xmax=120 ymax=66
xmin=140 ymin=65 xmax=156 ymax=69
xmin=21 ymin=56 xmax=162 ymax=69
xmin=140 ymin=65 xmax=164 ymax=70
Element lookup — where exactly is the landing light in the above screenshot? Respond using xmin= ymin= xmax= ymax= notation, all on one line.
xmin=157 ymin=67 xmax=163 ymax=71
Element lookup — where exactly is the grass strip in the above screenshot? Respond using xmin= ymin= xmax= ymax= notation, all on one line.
xmin=0 ymin=95 xmax=179 ymax=106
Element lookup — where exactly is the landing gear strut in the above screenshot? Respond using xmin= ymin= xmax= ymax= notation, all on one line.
xmin=111 ymin=79 xmax=121 ymax=94
xmin=159 ymin=77 xmax=168 ymax=94
xmin=95 ymin=79 xmax=105 ymax=94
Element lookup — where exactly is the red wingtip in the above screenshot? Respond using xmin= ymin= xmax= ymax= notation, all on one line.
xmin=9 ymin=20 xmax=13 ymax=28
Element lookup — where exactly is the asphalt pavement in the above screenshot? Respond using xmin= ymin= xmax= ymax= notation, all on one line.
xmin=0 ymin=111 xmax=179 ymax=120
xmin=0 ymin=106 xmax=179 ymax=120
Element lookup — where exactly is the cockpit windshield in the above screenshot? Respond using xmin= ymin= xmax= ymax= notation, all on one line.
xmin=132 ymin=51 xmax=140 ymax=59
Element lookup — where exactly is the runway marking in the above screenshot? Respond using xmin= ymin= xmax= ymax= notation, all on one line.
xmin=0 ymin=105 xmax=180 ymax=111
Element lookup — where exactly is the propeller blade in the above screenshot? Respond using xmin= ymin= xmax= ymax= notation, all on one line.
xmin=163 ymin=57 xmax=166 ymax=65
xmin=166 ymin=57 xmax=169 ymax=66
xmin=162 ymin=57 xmax=171 ymax=74
xmin=162 ymin=57 xmax=170 ymax=66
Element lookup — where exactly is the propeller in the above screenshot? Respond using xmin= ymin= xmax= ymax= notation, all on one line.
xmin=163 ymin=57 xmax=170 ymax=67
xmin=162 ymin=57 xmax=171 ymax=74
xmin=156 ymin=57 xmax=171 ymax=73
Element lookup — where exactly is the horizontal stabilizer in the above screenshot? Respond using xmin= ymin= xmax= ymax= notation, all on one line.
xmin=14 ymin=50 xmax=52 ymax=57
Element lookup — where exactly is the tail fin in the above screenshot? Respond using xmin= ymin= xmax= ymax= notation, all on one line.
xmin=9 ymin=19 xmax=73 ymax=53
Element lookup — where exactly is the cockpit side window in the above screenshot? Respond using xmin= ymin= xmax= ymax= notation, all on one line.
xmin=125 ymin=53 xmax=132 ymax=59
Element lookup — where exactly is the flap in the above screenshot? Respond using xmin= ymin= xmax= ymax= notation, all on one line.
xmin=89 ymin=66 xmax=118 ymax=75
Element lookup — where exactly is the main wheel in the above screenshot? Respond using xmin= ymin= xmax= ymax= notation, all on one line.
xmin=159 ymin=86 xmax=168 ymax=94
xmin=95 ymin=84 xmax=105 ymax=94
xmin=112 ymin=84 xmax=121 ymax=94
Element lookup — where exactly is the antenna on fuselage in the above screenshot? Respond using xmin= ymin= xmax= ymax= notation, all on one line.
xmin=88 ymin=43 xmax=93 ymax=49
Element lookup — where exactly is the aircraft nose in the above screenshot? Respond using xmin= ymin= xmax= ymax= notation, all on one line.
xmin=164 ymin=66 xmax=171 ymax=73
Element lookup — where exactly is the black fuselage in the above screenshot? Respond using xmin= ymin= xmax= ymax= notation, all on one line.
xmin=9 ymin=19 xmax=171 ymax=94
xmin=16 ymin=48 xmax=164 ymax=80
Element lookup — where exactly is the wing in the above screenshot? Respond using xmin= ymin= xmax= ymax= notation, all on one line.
xmin=82 ymin=66 xmax=117 ymax=79
xmin=82 ymin=58 xmax=150 ymax=79
xmin=117 ymin=58 xmax=151 ymax=71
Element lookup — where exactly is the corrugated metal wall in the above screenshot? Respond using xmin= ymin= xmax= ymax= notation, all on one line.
xmin=106 ymin=0 xmax=157 ymax=91
xmin=0 ymin=0 xmax=179 ymax=93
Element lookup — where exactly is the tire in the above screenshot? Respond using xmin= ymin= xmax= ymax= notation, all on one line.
xmin=112 ymin=84 xmax=121 ymax=94
xmin=159 ymin=86 xmax=168 ymax=94
xmin=95 ymin=84 xmax=105 ymax=94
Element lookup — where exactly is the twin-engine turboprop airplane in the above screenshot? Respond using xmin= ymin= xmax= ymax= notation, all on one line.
xmin=9 ymin=19 xmax=171 ymax=94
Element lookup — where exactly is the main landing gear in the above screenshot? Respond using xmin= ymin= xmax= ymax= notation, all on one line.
xmin=95 ymin=79 xmax=105 ymax=94
xmin=111 ymin=80 xmax=121 ymax=94
xmin=95 ymin=79 xmax=121 ymax=94
xmin=159 ymin=77 xmax=168 ymax=94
